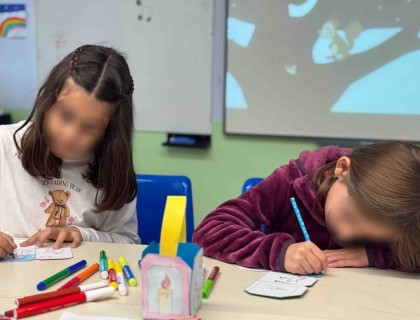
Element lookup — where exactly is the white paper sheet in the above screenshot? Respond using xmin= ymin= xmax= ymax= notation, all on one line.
xmin=59 ymin=311 xmax=135 ymax=320
xmin=36 ymin=246 xmax=73 ymax=260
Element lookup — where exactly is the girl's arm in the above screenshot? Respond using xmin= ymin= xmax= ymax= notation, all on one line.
xmin=71 ymin=199 xmax=140 ymax=244
xmin=193 ymin=166 xmax=296 ymax=271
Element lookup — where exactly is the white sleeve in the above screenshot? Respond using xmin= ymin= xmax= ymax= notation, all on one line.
xmin=70 ymin=198 xmax=141 ymax=244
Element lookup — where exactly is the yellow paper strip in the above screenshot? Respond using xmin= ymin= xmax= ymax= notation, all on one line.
xmin=159 ymin=196 xmax=187 ymax=256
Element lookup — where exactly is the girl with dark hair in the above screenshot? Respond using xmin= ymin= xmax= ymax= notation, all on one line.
xmin=0 ymin=44 xmax=139 ymax=257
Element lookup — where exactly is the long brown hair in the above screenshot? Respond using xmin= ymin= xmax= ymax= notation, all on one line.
xmin=314 ymin=141 xmax=420 ymax=271
xmin=14 ymin=45 xmax=137 ymax=213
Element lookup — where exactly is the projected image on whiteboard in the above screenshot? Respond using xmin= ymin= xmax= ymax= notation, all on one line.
xmin=225 ymin=0 xmax=420 ymax=140
xmin=313 ymin=18 xmax=419 ymax=115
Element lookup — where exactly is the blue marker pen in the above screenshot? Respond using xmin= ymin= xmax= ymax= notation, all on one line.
xmin=36 ymin=260 xmax=87 ymax=291
xmin=290 ymin=197 xmax=326 ymax=274
xmin=290 ymin=197 xmax=310 ymax=241
xmin=119 ymin=256 xmax=137 ymax=286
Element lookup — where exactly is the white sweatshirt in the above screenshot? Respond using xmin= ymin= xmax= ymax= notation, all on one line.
xmin=0 ymin=122 xmax=140 ymax=244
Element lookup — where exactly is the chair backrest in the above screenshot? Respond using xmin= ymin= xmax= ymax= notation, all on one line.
xmin=136 ymin=174 xmax=194 ymax=244
xmin=241 ymin=177 xmax=264 ymax=194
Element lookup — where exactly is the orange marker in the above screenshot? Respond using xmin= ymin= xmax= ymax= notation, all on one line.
xmin=58 ymin=263 xmax=99 ymax=290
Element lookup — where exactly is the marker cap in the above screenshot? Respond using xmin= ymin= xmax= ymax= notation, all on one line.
xmin=108 ymin=259 xmax=115 ymax=270
xmin=85 ymin=286 xmax=115 ymax=302
xmin=128 ymin=278 xmax=137 ymax=287
xmin=202 ymin=280 xmax=214 ymax=299
xmin=79 ymin=282 xmax=107 ymax=292
xmin=36 ymin=282 xmax=46 ymax=291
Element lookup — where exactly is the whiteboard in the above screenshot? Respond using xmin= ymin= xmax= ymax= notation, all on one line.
xmin=36 ymin=0 xmax=213 ymax=134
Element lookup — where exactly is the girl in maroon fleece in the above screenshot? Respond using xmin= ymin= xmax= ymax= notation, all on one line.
xmin=193 ymin=142 xmax=420 ymax=275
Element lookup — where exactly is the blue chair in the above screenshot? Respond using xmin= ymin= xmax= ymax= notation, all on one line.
xmin=241 ymin=177 xmax=264 ymax=233
xmin=241 ymin=177 xmax=264 ymax=194
xmin=136 ymin=174 xmax=194 ymax=244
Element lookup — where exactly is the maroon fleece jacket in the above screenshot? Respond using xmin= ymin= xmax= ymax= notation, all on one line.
xmin=193 ymin=146 xmax=409 ymax=272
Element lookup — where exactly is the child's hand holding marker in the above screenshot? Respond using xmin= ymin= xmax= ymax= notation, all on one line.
xmin=285 ymin=198 xmax=328 ymax=275
xmin=284 ymin=241 xmax=328 ymax=275
xmin=0 ymin=231 xmax=17 ymax=258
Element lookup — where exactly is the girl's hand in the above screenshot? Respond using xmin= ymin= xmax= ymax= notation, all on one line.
xmin=284 ymin=241 xmax=328 ymax=275
xmin=324 ymin=247 xmax=369 ymax=268
xmin=0 ymin=232 xmax=17 ymax=258
xmin=20 ymin=227 xmax=82 ymax=249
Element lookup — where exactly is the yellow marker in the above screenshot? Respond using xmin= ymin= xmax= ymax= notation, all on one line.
xmin=107 ymin=259 xmax=118 ymax=290
xmin=119 ymin=256 xmax=137 ymax=287
xmin=160 ymin=196 xmax=187 ymax=257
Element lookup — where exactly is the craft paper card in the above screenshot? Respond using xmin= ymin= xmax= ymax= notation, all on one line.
xmin=36 ymin=246 xmax=73 ymax=260
xmin=1 ymin=240 xmax=36 ymax=262
xmin=0 ymin=239 xmax=73 ymax=262
xmin=258 ymin=271 xmax=317 ymax=287
xmin=245 ymin=271 xmax=318 ymax=299
xmin=237 ymin=265 xmax=323 ymax=278
xmin=142 ymin=196 xmax=203 ymax=319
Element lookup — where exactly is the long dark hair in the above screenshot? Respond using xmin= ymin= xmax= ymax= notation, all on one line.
xmin=14 ymin=44 xmax=137 ymax=213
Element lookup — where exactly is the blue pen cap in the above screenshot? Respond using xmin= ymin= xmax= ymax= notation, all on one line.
xmin=36 ymin=282 xmax=46 ymax=291
xmin=68 ymin=259 xmax=87 ymax=272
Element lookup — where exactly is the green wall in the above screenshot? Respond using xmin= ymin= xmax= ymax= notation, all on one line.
xmin=5 ymin=108 xmax=317 ymax=225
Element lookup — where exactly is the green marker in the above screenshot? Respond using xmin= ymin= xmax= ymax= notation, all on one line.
xmin=100 ymin=250 xmax=108 ymax=280
xmin=202 ymin=266 xmax=220 ymax=299
xmin=36 ymin=260 xmax=87 ymax=291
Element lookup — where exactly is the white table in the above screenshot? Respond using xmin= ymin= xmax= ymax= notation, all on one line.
xmin=1 ymin=242 xmax=419 ymax=319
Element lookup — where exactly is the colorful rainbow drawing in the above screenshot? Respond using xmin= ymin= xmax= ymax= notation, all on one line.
xmin=0 ymin=4 xmax=27 ymax=38
xmin=0 ymin=17 xmax=26 ymax=37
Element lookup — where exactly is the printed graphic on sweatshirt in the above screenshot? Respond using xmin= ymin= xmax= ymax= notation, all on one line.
xmin=38 ymin=179 xmax=83 ymax=228
xmin=40 ymin=179 xmax=82 ymax=193
xmin=44 ymin=190 xmax=71 ymax=227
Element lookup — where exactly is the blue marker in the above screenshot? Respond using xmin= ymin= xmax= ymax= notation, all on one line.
xmin=119 ymin=256 xmax=137 ymax=286
xmin=290 ymin=197 xmax=310 ymax=241
xmin=290 ymin=197 xmax=326 ymax=274
xmin=36 ymin=260 xmax=87 ymax=291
